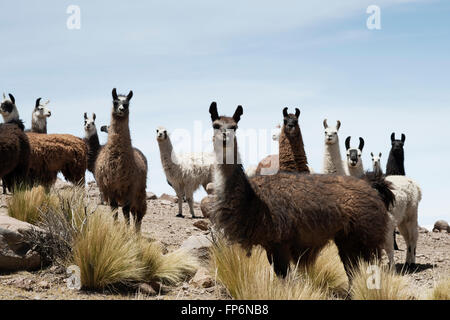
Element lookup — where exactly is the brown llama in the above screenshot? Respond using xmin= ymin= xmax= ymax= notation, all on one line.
xmin=278 ymin=107 xmax=310 ymax=173
xmin=95 ymin=88 xmax=148 ymax=232
xmin=209 ymin=102 xmax=394 ymax=279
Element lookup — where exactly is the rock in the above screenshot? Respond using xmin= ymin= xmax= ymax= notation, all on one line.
xmin=53 ymin=178 xmax=73 ymax=190
xmin=159 ymin=193 xmax=178 ymax=203
xmin=160 ymin=200 xmax=173 ymax=206
xmin=193 ymin=220 xmax=210 ymax=231
xmin=190 ymin=267 xmax=214 ymax=288
xmin=38 ymin=280 xmax=50 ymax=289
xmin=205 ymin=183 xmax=214 ymax=195
xmin=0 ymin=216 xmax=42 ymax=271
xmin=181 ymin=234 xmax=212 ymax=260
xmin=146 ymin=192 xmax=157 ymax=200
xmin=433 ymin=220 xmax=450 ymax=233
xmin=138 ymin=283 xmax=157 ymax=296
xmin=418 ymin=226 xmax=429 ymax=234
xmin=200 ymin=195 xmax=215 ymax=219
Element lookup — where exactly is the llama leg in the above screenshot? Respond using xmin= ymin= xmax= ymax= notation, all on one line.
xmin=402 ymin=215 xmax=418 ymax=265
xmin=122 ymin=204 xmax=131 ymax=225
xmin=269 ymin=243 xmax=291 ymax=277
xmin=397 ymin=222 xmax=414 ymax=266
xmin=384 ymin=218 xmax=395 ymax=268
xmin=110 ymin=200 xmax=119 ymax=220
xmin=175 ymin=191 xmax=184 ymax=218
xmin=186 ymin=191 xmax=196 ymax=218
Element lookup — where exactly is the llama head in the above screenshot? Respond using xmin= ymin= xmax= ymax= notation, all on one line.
xmin=156 ymin=126 xmax=168 ymax=141
xmin=100 ymin=125 xmax=109 ymax=134
xmin=272 ymin=124 xmax=281 ymax=141
xmin=209 ymin=101 xmax=242 ymax=163
xmin=371 ymin=152 xmax=382 ymax=172
xmin=345 ymin=136 xmax=364 ymax=167
xmin=282 ymin=107 xmax=300 ymax=138
xmin=83 ymin=112 xmax=97 ymax=138
xmin=390 ymin=132 xmax=405 ymax=157
xmin=0 ymin=93 xmax=19 ymax=122
xmin=323 ymin=119 xmax=341 ymax=145
xmin=33 ymin=98 xmax=51 ymax=120
xmin=111 ymin=88 xmax=133 ymax=119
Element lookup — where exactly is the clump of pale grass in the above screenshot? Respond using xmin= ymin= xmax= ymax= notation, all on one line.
xmin=427 ymin=276 xmax=450 ymax=300
xmin=210 ymin=238 xmax=326 ymax=300
xmin=301 ymin=242 xmax=348 ymax=297
xmin=7 ymin=185 xmax=58 ymax=224
xmin=73 ymin=210 xmax=198 ymax=291
xmin=349 ymin=258 xmax=413 ymax=300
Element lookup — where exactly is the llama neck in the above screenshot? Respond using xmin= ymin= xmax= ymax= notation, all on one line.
xmin=84 ymin=132 xmax=101 ymax=173
xmin=323 ymin=138 xmax=345 ymax=175
xmin=31 ymin=114 xmax=47 ymax=133
xmin=347 ymin=160 xmax=364 ymax=177
xmin=108 ymin=116 xmax=132 ymax=152
xmin=1 ymin=106 xmax=20 ymax=124
xmin=373 ymin=165 xmax=383 ymax=175
xmin=386 ymin=152 xmax=405 ymax=175
xmin=278 ymin=128 xmax=309 ymax=173
xmin=157 ymin=137 xmax=180 ymax=172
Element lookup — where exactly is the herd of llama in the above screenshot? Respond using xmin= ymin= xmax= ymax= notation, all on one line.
xmin=0 ymin=89 xmax=422 ymax=280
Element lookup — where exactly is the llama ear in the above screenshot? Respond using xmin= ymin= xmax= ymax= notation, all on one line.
xmin=345 ymin=136 xmax=351 ymax=150
xmin=379 ymin=152 xmax=382 ymax=157
xmin=359 ymin=137 xmax=365 ymax=151
xmin=295 ymin=108 xmax=300 ymax=118
xmin=2 ymin=93 xmax=5 ymax=101
xmin=35 ymin=98 xmax=42 ymax=108
xmin=233 ymin=105 xmax=243 ymax=123
xmin=283 ymin=107 xmax=288 ymax=118
xmin=84 ymin=112 xmax=88 ymax=120
xmin=8 ymin=94 xmax=15 ymax=104
xmin=112 ymin=88 xmax=118 ymax=100
xmin=93 ymin=113 xmax=96 ymax=121
xmin=209 ymin=102 xmax=219 ymax=122
xmin=391 ymin=132 xmax=395 ymax=142
xmin=401 ymin=134 xmax=405 ymax=143
xmin=371 ymin=152 xmax=374 ymax=157
xmin=323 ymin=119 xmax=328 ymax=129
xmin=336 ymin=120 xmax=341 ymax=131
xmin=127 ymin=90 xmax=133 ymax=101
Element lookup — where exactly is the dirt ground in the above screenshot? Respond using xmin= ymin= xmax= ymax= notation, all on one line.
xmin=0 ymin=182 xmax=448 ymax=300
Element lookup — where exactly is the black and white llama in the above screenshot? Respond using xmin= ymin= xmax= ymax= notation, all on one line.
xmin=30 ymin=98 xmax=51 ymax=133
xmin=345 ymin=136 xmax=365 ymax=177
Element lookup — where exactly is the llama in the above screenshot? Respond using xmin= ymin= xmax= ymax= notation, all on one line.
xmin=345 ymin=136 xmax=365 ymax=177
xmin=0 ymin=93 xmax=30 ymax=193
xmin=371 ymin=152 xmax=383 ymax=175
xmin=100 ymin=125 xmax=109 ymax=134
xmin=156 ymin=126 xmax=215 ymax=218
xmin=384 ymin=175 xmax=422 ymax=265
xmin=83 ymin=113 xmax=102 ymax=175
xmin=30 ymin=98 xmax=51 ymax=133
xmin=386 ymin=133 xmax=406 ymax=175
xmin=278 ymin=107 xmax=310 ymax=173
xmin=95 ymin=89 xmax=148 ymax=231
xmin=322 ymin=119 xmax=346 ymax=175
xmin=209 ymin=102 xmax=394 ymax=279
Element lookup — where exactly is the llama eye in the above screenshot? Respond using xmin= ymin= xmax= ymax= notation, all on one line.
xmin=213 ymin=124 xmax=220 ymax=130
xmin=229 ymin=126 xmax=237 ymax=131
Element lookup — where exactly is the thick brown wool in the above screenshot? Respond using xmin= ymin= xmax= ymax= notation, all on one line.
xmin=26 ymin=133 xmax=87 ymax=188
xmin=0 ymin=123 xmax=30 ymax=189
xmin=213 ymin=166 xmax=390 ymax=277
xmin=94 ymin=114 xmax=147 ymax=228
xmin=278 ymin=124 xmax=310 ymax=173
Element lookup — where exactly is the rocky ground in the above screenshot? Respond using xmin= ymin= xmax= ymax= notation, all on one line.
xmin=0 ymin=181 xmax=449 ymax=300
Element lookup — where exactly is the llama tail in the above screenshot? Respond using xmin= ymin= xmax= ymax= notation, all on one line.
xmin=363 ymin=171 xmax=396 ymax=210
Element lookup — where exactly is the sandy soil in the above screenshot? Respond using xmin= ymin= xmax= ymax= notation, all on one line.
xmin=0 ymin=182 xmax=448 ymax=300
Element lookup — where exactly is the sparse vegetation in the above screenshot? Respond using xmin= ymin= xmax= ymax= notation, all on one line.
xmin=428 ymin=276 xmax=450 ymax=300
xmin=349 ymin=258 xmax=413 ymax=300
xmin=210 ymin=237 xmax=327 ymax=300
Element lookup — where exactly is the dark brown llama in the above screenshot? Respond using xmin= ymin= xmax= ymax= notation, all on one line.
xmin=279 ymin=107 xmax=310 ymax=173
xmin=209 ymin=102 xmax=394 ymax=279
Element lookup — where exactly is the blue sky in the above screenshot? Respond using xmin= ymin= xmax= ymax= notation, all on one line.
xmin=1 ymin=0 xmax=449 ymax=228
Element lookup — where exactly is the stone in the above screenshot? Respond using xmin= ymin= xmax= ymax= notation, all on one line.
xmin=193 ymin=220 xmax=209 ymax=231
xmin=433 ymin=220 xmax=450 ymax=233
xmin=190 ymin=267 xmax=214 ymax=288
xmin=146 ymin=192 xmax=157 ymax=200
xmin=181 ymin=234 xmax=212 ymax=260
xmin=159 ymin=193 xmax=178 ymax=203
xmin=38 ymin=280 xmax=50 ymax=289
xmin=200 ymin=195 xmax=215 ymax=219
xmin=205 ymin=183 xmax=214 ymax=195
xmin=0 ymin=215 xmax=43 ymax=271
xmin=138 ymin=283 xmax=157 ymax=296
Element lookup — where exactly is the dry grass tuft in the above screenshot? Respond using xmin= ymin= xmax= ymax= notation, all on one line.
xmin=210 ymin=238 xmax=327 ymax=300
xmin=349 ymin=258 xmax=413 ymax=300
xmin=428 ymin=276 xmax=450 ymax=300
xmin=73 ymin=210 xmax=198 ymax=291
xmin=7 ymin=185 xmax=58 ymax=224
